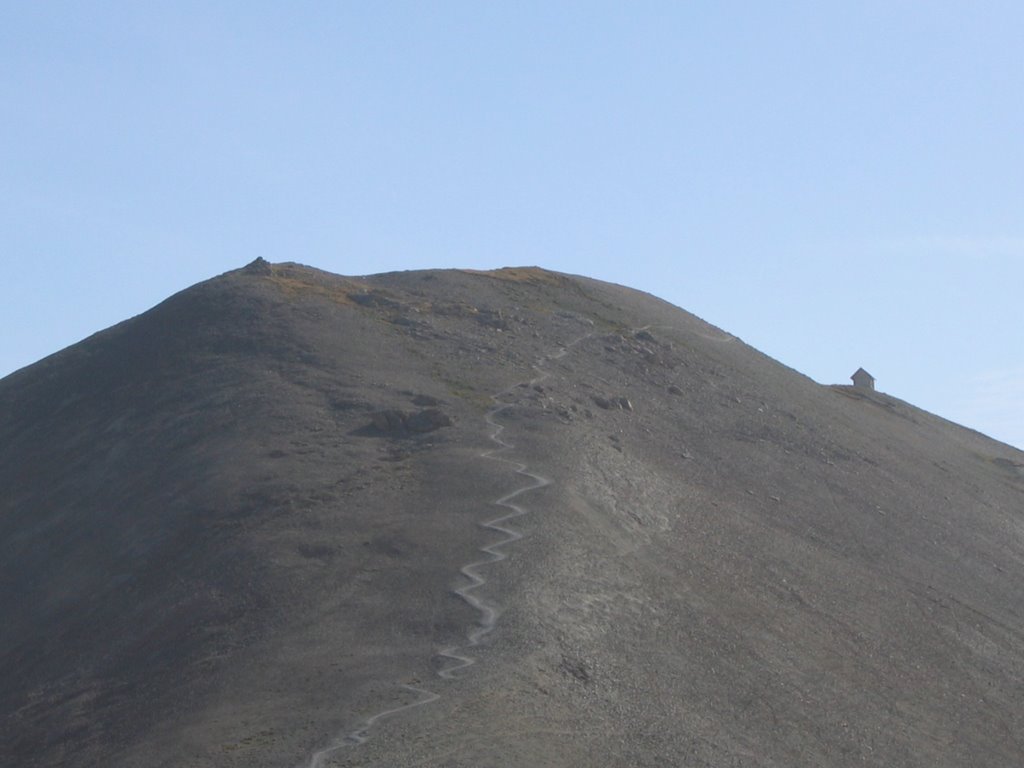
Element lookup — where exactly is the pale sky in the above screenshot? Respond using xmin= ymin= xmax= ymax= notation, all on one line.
xmin=2 ymin=2 xmax=1022 ymax=449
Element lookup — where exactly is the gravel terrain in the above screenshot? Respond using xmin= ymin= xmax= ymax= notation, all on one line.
xmin=2 ymin=260 xmax=1022 ymax=767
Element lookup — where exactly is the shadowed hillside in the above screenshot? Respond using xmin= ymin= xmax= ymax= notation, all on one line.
xmin=2 ymin=260 xmax=1022 ymax=767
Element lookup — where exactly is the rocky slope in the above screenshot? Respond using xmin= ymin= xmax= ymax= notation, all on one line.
xmin=2 ymin=260 xmax=1022 ymax=767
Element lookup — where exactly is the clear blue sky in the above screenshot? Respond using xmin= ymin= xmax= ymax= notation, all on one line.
xmin=3 ymin=2 xmax=1022 ymax=448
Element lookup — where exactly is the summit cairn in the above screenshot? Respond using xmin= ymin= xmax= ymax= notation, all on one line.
xmin=243 ymin=257 xmax=273 ymax=275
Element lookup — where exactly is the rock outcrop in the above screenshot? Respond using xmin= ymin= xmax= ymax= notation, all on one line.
xmin=371 ymin=407 xmax=453 ymax=434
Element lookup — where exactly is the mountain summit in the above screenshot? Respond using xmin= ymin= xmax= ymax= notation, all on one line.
xmin=2 ymin=262 xmax=1022 ymax=767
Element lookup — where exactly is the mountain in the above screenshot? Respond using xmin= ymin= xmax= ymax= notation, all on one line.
xmin=2 ymin=260 xmax=1022 ymax=768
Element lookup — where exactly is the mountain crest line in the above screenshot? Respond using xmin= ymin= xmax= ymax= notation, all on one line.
xmin=298 ymin=330 xmax=594 ymax=768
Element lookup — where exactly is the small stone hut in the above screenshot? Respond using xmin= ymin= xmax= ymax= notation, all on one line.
xmin=851 ymin=368 xmax=875 ymax=391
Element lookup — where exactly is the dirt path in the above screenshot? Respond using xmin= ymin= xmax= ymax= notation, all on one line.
xmin=437 ymin=334 xmax=590 ymax=676
xmin=295 ymin=332 xmax=592 ymax=767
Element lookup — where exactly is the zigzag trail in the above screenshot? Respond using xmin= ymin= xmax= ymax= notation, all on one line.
xmin=297 ymin=331 xmax=593 ymax=768
xmin=436 ymin=331 xmax=593 ymax=677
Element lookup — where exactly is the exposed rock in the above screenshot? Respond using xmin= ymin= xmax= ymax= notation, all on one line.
xmin=406 ymin=408 xmax=452 ymax=432
xmin=352 ymin=291 xmax=402 ymax=309
xmin=559 ymin=655 xmax=592 ymax=683
xmin=429 ymin=301 xmax=478 ymax=318
xmin=591 ymin=394 xmax=633 ymax=412
xmin=371 ymin=409 xmax=408 ymax=432
xmin=638 ymin=347 xmax=661 ymax=364
xmin=476 ymin=308 xmax=510 ymax=330
xmin=411 ymin=394 xmax=443 ymax=407
xmin=371 ymin=407 xmax=453 ymax=434
xmin=555 ymin=310 xmax=594 ymax=326
xmin=390 ymin=315 xmax=423 ymax=327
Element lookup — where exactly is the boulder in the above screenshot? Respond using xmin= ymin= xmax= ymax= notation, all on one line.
xmin=592 ymin=395 xmax=633 ymax=412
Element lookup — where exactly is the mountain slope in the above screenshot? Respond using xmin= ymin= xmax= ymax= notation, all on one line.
xmin=2 ymin=260 xmax=1022 ymax=767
